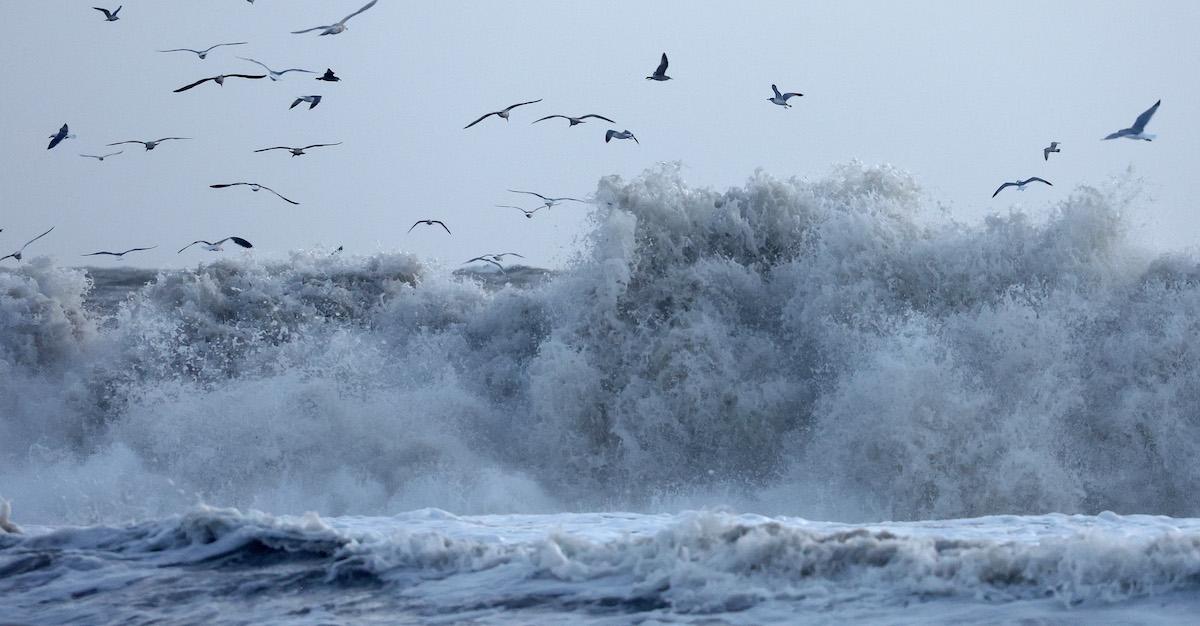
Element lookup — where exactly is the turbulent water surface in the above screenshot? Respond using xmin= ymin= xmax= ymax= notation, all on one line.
xmin=3 ymin=164 xmax=1200 ymax=622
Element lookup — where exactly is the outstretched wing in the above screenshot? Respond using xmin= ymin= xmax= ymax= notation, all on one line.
xmin=464 ymin=111 xmax=498 ymax=129
xmin=302 ymin=143 xmax=342 ymax=149
xmin=503 ymin=99 xmax=543 ymax=113
xmin=1022 ymin=177 xmax=1052 ymax=186
xmin=655 ymin=53 xmax=669 ymax=76
xmin=433 ymin=221 xmax=452 ymax=234
xmin=605 ymin=130 xmax=617 ymax=143
xmin=206 ymin=42 xmax=248 ymax=53
xmin=177 ymin=241 xmax=207 ymax=254
xmin=1131 ymin=99 xmax=1161 ymax=133
xmin=531 ymin=115 xmax=567 ymax=124
xmin=340 ymin=0 xmax=379 ymax=24
xmin=237 ymin=56 xmax=271 ymax=72
xmin=407 ymin=221 xmax=423 ymax=233
xmin=278 ymin=68 xmax=317 ymax=75
xmin=173 ymin=76 xmax=215 ymax=92
xmin=260 ymin=186 xmax=300 ymax=205
xmin=578 ymin=114 xmax=616 ymax=123
xmin=254 ymin=147 xmax=292 ymax=153
xmin=991 ymin=182 xmax=1016 ymax=198
xmin=227 ymin=237 xmax=253 ymax=249
xmin=771 ymin=84 xmax=782 ymax=98
xmin=155 ymin=137 xmax=190 ymax=142
xmin=107 ymin=140 xmax=144 ymax=147
xmin=158 ymin=48 xmax=201 ymax=54
xmin=20 ymin=227 xmax=55 ymax=251
xmin=291 ymin=25 xmax=331 ymax=34
xmin=92 ymin=7 xmax=113 ymax=18
xmin=508 ymin=189 xmax=550 ymax=202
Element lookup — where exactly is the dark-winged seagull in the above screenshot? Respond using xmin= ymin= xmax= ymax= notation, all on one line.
xmin=1043 ymin=142 xmax=1061 ymax=161
xmin=82 ymin=246 xmax=156 ymax=259
xmin=1103 ymin=100 xmax=1160 ymax=141
xmin=0 ymin=227 xmax=54 ymax=262
xmin=768 ymin=84 xmax=803 ymax=108
xmin=107 ymin=138 xmax=189 ymax=151
xmin=605 ymin=129 xmax=639 ymax=144
xmin=292 ymin=0 xmax=378 ymax=36
xmin=464 ymin=100 xmax=543 ymax=129
xmin=47 ymin=124 xmax=74 ymax=150
xmin=178 ymin=236 xmax=253 ymax=254
xmin=408 ymin=220 xmax=451 ymax=234
xmin=210 ymin=182 xmax=299 ymax=205
xmin=464 ymin=256 xmax=506 ymax=272
xmin=507 ymin=189 xmax=586 ymax=209
xmin=157 ymin=42 xmax=248 ymax=60
xmin=532 ymin=114 xmax=616 ymax=127
xmin=93 ymin=6 xmax=121 ymax=21
xmin=174 ymin=73 xmax=266 ymax=93
xmin=992 ymin=177 xmax=1052 ymax=198
xmin=316 ymin=69 xmax=340 ymax=82
xmin=238 ymin=57 xmax=316 ymax=81
xmin=80 ymin=151 xmax=122 ymax=161
xmin=254 ymin=142 xmax=341 ymax=157
xmin=646 ymin=53 xmax=671 ymax=81
xmin=290 ymin=95 xmax=322 ymax=110
xmin=469 ymin=252 xmax=524 ymax=264
xmin=497 ymin=205 xmax=545 ymax=219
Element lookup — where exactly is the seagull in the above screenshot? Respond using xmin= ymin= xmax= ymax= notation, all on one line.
xmin=497 ymin=205 xmax=545 ymax=219
xmin=178 ymin=236 xmax=253 ymax=254
xmin=254 ymin=142 xmax=341 ymax=157
xmin=1043 ymin=142 xmax=1061 ymax=161
xmin=1103 ymin=100 xmax=1161 ymax=141
xmin=531 ymin=114 xmax=615 ymax=127
xmin=210 ymin=182 xmax=299 ymax=205
xmin=768 ymin=84 xmax=803 ymax=108
xmin=290 ymin=95 xmax=322 ymax=110
xmin=646 ymin=53 xmax=671 ymax=81
xmin=292 ymin=0 xmax=378 ymax=36
xmin=470 ymin=252 xmax=524 ymax=263
xmin=237 ymin=57 xmax=316 ymax=81
xmin=174 ymin=73 xmax=266 ymax=92
xmin=464 ymin=100 xmax=543 ymax=129
xmin=331 ymin=245 xmax=343 ymax=256
xmin=157 ymin=42 xmax=248 ymax=60
xmin=47 ymin=124 xmax=75 ymax=150
xmin=82 ymin=246 xmax=156 ymax=259
xmin=93 ymin=6 xmax=121 ymax=21
xmin=992 ymin=177 xmax=1052 ymax=197
xmin=107 ymin=138 xmax=189 ymax=151
xmin=408 ymin=220 xmax=451 ymax=234
xmin=464 ymin=256 xmax=506 ymax=272
xmin=0 ymin=227 xmax=54 ymax=262
xmin=605 ymin=129 xmax=639 ymax=144
xmin=506 ymin=189 xmax=586 ymax=209
xmin=316 ymin=69 xmax=340 ymax=82
xmin=80 ymin=151 xmax=122 ymax=161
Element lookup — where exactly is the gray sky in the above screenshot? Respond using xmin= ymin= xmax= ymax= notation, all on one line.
xmin=2 ymin=1 xmax=1198 ymax=269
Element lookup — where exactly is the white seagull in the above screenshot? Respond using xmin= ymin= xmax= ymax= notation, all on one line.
xmin=178 ymin=236 xmax=253 ymax=254
xmin=1103 ymin=100 xmax=1160 ymax=141
xmin=0 ymin=227 xmax=55 ymax=262
xmin=292 ymin=0 xmax=379 ymax=36
xmin=1043 ymin=142 xmax=1061 ymax=161
xmin=93 ymin=6 xmax=121 ymax=21
xmin=47 ymin=124 xmax=75 ymax=150
xmin=254 ymin=142 xmax=341 ymax=157
xmin=82 ymin=246 xmax=157 ymax=259
xmin=507 ymin=189 xmax=586 ymax=209
xmin=173 ymin=73 xmax=265 ymax=93
xmin=290 ymin=95 xmax=322 ymax=110
xmin=157 ymin=42 xmax=248 ymax=60
xmin=408 ymin=220 xmax=451 ymax=234
xmin=605 ymin=129 xmax=639 ymax=144
xmin=80 ymin=151 xmax=123 ymax=161
xmin=646 ymin=53 xmax=671 ymax=81
xmin=531 ymin=114 xmax=616 ymax=127
xmin=497 ymin=205 xmax=545 ymax=219
xmin=992 ymin=177 xmax=1052 ymax=198
xmin=768 ymin=84 xmax=803 ymax=108
xmin=210 ymin=182 xmax=299 ymax=205
xmin=464 ymin=99 xmax=543 ymax=129
xmin=238 ymin=57 xmax=316 ymax=81
xmin=463 ymin=256 xmax=506 ymax=272
xmin=107 ymin=137 xmax=189 ymax=151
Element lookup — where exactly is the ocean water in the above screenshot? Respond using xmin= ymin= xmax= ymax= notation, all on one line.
xmin=3 ymin=163 xmax=1200 ymax=623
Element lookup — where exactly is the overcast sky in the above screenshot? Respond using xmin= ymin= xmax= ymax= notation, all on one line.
xmin=1 ymin=1 xmax=1197 ymax=269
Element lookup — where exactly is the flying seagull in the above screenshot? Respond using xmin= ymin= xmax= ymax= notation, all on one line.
xmin=531 ymin=114 xmax=615 ymax=127
xmin=507 ymin=189 xmax=586 ymax=209
xmin=464 ymin=256 xmax=506 ymax=272
xmin=93 ymin=6 xmax=121 ymax=21
xmin=316 ymin=69 xmax=340 ymax=82
xmin=174 ymin=73 xmax=265 ymax=93
xmin=237 ymin=57 xmax=316 ymax=81
xmin=178 ymin=236 xmax=253 ymax=254
xmin=157 ymin=42 xmax=248 ymax=60
xmin=292 ymin=0 xmax=378 ymax=36
xmin=107 ymin=138 xmax=189 ymax=150
xmin=80 ymin=151 xmax=122 ymax=161
xmin=254 ymin=142 xmax=342 ymax=157
xmin=469 ymin=252 xmax=525 ymax=264
xmin=464 ymin=99 xmax=543 ymax=129
xmin=992 ymin=177 xmax=1052 ymax=198
xmin=646 ymin=53 xmax=671 ymax=81
xmin=47 ymin=124 xmax=75 ymax=150
xmin=82 ymin=246 xmax=156 ymax=259
xmin=768 ymin=84 xmax=803 ymax=108
xmin=1043 ymin=142 xmax=1061 ymax=161
xmin=605 ymin=129 xmax=639 ymax=144
xmin=1103 ymin=100 xmax=1160 ymax=141
xmin=408 ymin=220 xmax=451 ymax=234
xmin=210 ymin=182 xmax=299 ymax=205
xmin=497 ymin=204 xmax=545 ymax=219
xmin=0 ymin=227 xmax=54 ymax=262
xmin=290 ymin=95 xmax=322 ymax=110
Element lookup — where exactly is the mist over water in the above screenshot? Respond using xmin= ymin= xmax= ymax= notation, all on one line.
xmin=3 ymin=163 xmax=1198 ymax=525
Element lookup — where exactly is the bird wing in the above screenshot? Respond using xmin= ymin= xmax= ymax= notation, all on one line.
xmin=106 ymin=140 xmax=144 ymax=146
xmin=1043 ymin=147 xmax=1051 ymax=161
xmin=120 ymin=246 xmax=157 ymax=254
xmin=290 ymin=98 xmax=305 ymax=109
xmin=480 ymin=258 xmax=505 ymax=271
xmin=173 ymin=76 xmax=216 ymax=92
xmin=237 ymin=57 xmax=272 ymax=72
xmin=495 ymin=252 xmax=526 ymax=259
xmin=207 ymin=42 xmax=248 ymax=53
xmin=655 ymin=53 xmax=669 ymax=75
xmin=578 ymin=114 xmax=616 ymax=123
xmin=105 ymin=151 xmax=123 ymax=158
xmin=301 ymin=143 xmax=342 ymax=149
xmin=93 ymin=7 xmax=113 ymax=18
xmin=260 ymin=186 xmax=300 ymax=205
xmin=508 ymin=189 xmax=551 ymax=201
xmin=155 ymin=138 xmax=190 ymax=142
xmin=503 ymin=99 xmax=543 ymax=112
xmin=631 ymin=134 xmax=639 ymax=144
xmin=771 ymin=84 xmax=782 ymax=98
xmin=227 ymin=74 xmax=267 ymax=80
xmin=47 ymin=128 xmax=66 ymax=150
xmin=82 ymin=251 xmax=119 ymax=257
xmin=308 ymin=96 xmax=322 ymax=108
xmin=278 ymin=69 xmax=317 ymax=75
xmin=209 ymin=183 xmax=244 ymax=189
xmin=254 ymin=147 xmax=292 ymax=152
xmin=291 ymin=25 xmax=332 ymax=34
xmin=531 ymin=115 xmax=567 ymax=124
xmin=1102 ymin=130 xmax=1128 ymax=140
xmin=177 ymin=241 xmax=209 ymax=253
xmin=20 ymin=227 xmax=55 ymax=251
xmin=407 ymin=222 xmax=422 ymax=233
xmin=1131 ymin=99 xmax=1161 ymax=133
xmin=991 ymin=182 xmax=1016 ymax=197
xmin=0 ymin=253 xmax=16 ymax=262
xmin=496 ymin=205 xmax=533 ymax=214
xmin=465 ymin=256 xmax=492 ymax=264
xmin=158 ymin=48 xmax=202 ymax=54
xmin=433 ymin=221 xmax=452 ymax=234
xmin=782 ymin=92 xmax=803 ymax=99
xmin=1022 ymin=177 xmax=1052 ymax=186
xmin=227 ymin=237 xmax=254 ymax=249
xmin=340 ymin=0 xmax=379 ymax=24
xmin=605 ymin=130 xmax=617 ymax=143
xmin=464 ymin=111 xmax=499 ymax=129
